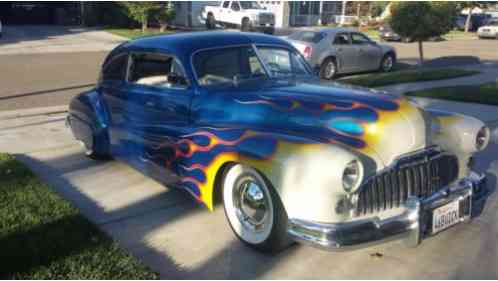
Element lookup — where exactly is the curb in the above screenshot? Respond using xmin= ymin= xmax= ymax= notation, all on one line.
xmin=0 ymin=105 xmax=68 ymax=120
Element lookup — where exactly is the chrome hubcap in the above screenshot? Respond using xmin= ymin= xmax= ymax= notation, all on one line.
xmin=325 ymin=62 xmax=335 ymax=78
xmin=234 ymin=179 xmax=269 ymax=232
xmin=383 ymin=56 xmax=393 ymax=71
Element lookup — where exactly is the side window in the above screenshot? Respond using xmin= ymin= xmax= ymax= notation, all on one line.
xmin=257 ymin=47 xmax=308 ymax=77
xmin=102 ymin=54 xmax=128 ymax=82
xmin=128 ymin=53 xmax=188 ymax=89
xmin=351 ymin=33 xmax=371 ymax=45
xmin=193 ymin=46 xmax=265 ymax=86
xmin=333 ymin=33 xmax=350 ymax=45
xmin=231 ymin=1 xmax=241 ymax=11
xmin=222 ymin=1 xmax=230 ymax=8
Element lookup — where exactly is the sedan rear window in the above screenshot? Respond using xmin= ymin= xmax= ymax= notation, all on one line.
xmin=288 ymin=31 xmax=325 ymax=44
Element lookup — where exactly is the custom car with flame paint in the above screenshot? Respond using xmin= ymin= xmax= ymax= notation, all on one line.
xmin=67 ymin=31 xmax=490 ymax=252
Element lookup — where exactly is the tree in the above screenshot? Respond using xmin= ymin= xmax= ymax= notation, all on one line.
xmin=389 ymin=2 xmax=457 ymax=65
xmin=155 ymin=3 xmax=175 ymax=32
xmin=370 ymin=1 xmax=389 ymax=18
xmin=458 ymin=2 xmax=485 ymax=32
xmin=120 ymin=2 xmax=161 ymax=32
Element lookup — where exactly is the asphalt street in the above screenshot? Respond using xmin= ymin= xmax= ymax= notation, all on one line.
xmin=1 ymin=25 xmax=498 ymax=111
xmin=0 ymin=51 xmax=106 ymax=111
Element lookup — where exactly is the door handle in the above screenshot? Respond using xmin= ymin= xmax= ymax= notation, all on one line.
xmin=145 ymin=101 xmax=155 ymax=107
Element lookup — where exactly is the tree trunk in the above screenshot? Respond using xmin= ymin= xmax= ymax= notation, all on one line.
xmin=464 ymin=8 xmax=473 ymax=32
xmin=142 ymin=14 xmax=148 ymax=33
xmin=418 ymin=40 xmax=424 ymax=66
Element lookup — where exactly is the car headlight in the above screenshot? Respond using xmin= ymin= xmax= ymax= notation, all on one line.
xmin=476 ymin=126 xmax=490 ymax=151
xmin=342 ymin=160 xmax=363 ymax=193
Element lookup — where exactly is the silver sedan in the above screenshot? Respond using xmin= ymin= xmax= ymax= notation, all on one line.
xmin=285 ymin=28 xmax=397 ymax=79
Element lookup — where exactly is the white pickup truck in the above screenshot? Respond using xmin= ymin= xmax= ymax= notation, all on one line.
xmin=202 ymin=1 xmax=275 ymax=33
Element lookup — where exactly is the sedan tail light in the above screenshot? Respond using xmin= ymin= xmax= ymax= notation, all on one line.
xmin=303 ymin=46 xmax=312 ymax=59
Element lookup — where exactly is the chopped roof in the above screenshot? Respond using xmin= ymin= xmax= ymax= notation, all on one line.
xmin=121 ymin=31 xmax=291 ymax=58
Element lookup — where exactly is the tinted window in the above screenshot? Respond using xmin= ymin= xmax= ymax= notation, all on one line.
xmin=102 ymin=54 xmax=128 ymax=82
xmin=351 ymin=33 xmax=371 ymax=44
xmin=193 ymin=46 xmax=265 ymax=86
xmin=288 ymin=31 xmax=325 ymax=43
xmin=257 ymin=47 xmax=309 ymax=77
xmin=222 ymin=1 xmax=230 ymax=8
xmin=128 ymin=53 xmax=188 ymax=89
xmin=231 ymin=1 xmax=241 ymax=11
xmin=333 ymin=33 xmax=350 ymax=45
xmin=240 ymin=1 xmax=262 ymax=9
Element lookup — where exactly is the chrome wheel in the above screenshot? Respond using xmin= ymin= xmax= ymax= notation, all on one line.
xmin=223 ymin=164 xmax=274 ymax=244
xmin=382 ymin=55 xmax=394 ymax=72
xmin=324 ymin=61 xmax=336 ymax=79
xmin=234 ymin=179 xmax=270 ymax=232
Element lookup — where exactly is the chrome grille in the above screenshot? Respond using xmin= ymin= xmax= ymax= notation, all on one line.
xmin=355 ymin=149 xmax=459 ymax=216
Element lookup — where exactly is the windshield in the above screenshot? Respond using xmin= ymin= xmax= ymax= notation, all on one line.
xmin=193 ymin=45 xmax=312 ymax=86
xmin=288 ymin=31 xmax=325 ymax=43
xmin=240 ymin=1 xmax=263 ymax=9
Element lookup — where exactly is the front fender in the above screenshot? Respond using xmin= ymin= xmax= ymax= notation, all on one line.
xmin=427 ymin=109 xmax=490 ymax=177
xmin=174 ymin=127 xmax=372 ymax=223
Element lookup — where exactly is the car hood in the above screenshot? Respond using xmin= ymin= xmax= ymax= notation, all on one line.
xmin=201 ymin=79 xmax=428 ymax=167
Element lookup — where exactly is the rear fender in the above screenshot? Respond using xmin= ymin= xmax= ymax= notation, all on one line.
xmin=68 ymin=89 xmax=110 ymax=154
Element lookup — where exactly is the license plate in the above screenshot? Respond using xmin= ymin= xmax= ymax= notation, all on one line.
xmin=432 ymin=200 xmax=461 ymax=234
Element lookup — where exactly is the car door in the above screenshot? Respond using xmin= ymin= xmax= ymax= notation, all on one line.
xmin=124 ymin=51 xmax=192 ymax=180
xmin=99 ymin=52 xmax=131 ymax=156
xmin=229 ymin=1 xmax=242 ymax=25
xmin=350 ymin=32 xmax=383 ymax=71
xmin=331 ymin=32 xmax=357 ymax=73
xmin=220 ymin=1 xmax=231 ymax=23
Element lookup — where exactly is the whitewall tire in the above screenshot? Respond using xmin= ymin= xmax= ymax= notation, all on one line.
xmin=222 ymin=164 xmax=292 ymax=252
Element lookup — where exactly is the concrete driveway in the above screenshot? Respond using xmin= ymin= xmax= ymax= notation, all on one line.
xmin=1 ymin=99 xmax=498 ymax=279
xmin=0 ymin=25 xmax=125 ymax=55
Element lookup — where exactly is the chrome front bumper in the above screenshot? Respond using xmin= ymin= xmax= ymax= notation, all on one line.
xmin=288 ymin=171 xmax=488 ymax=251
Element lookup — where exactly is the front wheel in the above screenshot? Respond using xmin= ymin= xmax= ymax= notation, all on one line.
xmin=241 ymin=18 xmax=251 ymax=32
xmin=222 ymin=164 xmax=292 ymax=253
xmin=319 ymin=57 xmax=337 ymax=80
xmin=380 ymin=53 xmax=395 ymax=72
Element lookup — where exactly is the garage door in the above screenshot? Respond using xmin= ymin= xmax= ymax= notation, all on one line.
xmin=0 ymin=2 xmax=80 ymax=25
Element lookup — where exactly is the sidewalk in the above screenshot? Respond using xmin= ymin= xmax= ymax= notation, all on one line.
xmin=379 ymin=63 xmax=498 ymax=95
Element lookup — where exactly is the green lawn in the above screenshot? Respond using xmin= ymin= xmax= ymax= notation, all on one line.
xmin=105 ymin=28 xmax=177 ymax=39
xmin=0 ymin=154 xmax=159 ymax=279
xmin=406 ymin=82 xmax=498 ymax=106
xmin=339 ymin=68 xmax=480 ymax=88
xmin=442 ymin=30 xmax=477 ymax=40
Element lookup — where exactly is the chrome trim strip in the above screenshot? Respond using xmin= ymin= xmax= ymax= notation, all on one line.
xmin=288 ymin=171 xmax=487 ymax=251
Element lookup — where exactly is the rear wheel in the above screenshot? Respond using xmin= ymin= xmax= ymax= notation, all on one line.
xmin=79 ymin=126 xmax=110 ymax=160
xmin=319 ymin=57 xmax=337 ymax=80
xmin=241 ymin=18 xmax=251 ymax=32
xmin=222 ymin=164 xmax=292 ymax=253
xmin=380 ymin=53 xmax=395 ymax=72
xmin=206 ymin=13 xmax=216 ymax=29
